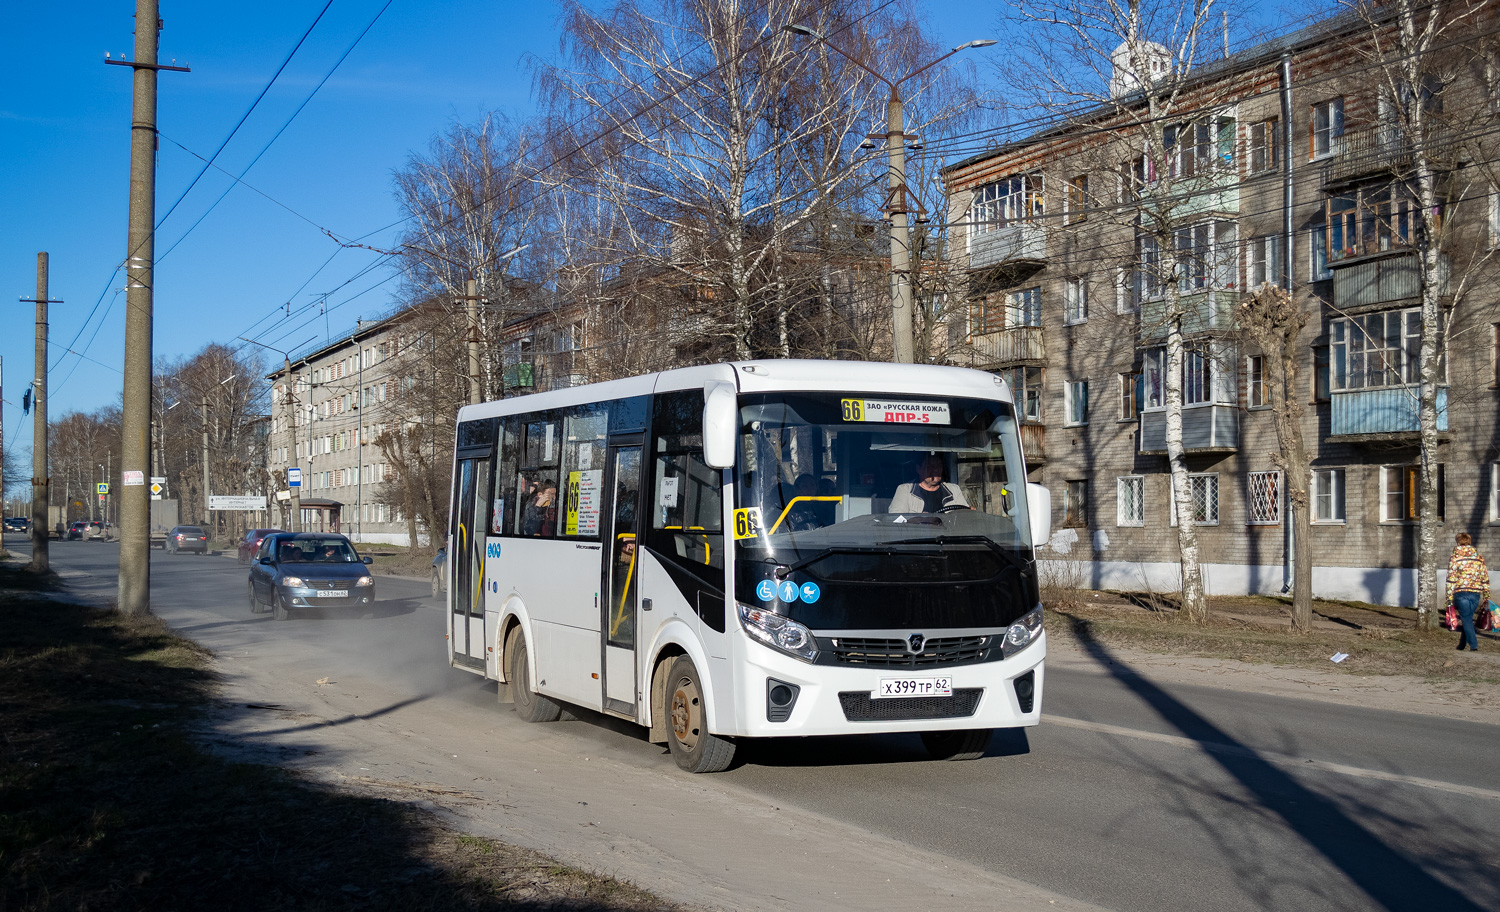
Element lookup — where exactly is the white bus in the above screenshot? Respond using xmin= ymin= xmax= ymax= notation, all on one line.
xmin=446 ymin=360 xmax=1051 ymax=772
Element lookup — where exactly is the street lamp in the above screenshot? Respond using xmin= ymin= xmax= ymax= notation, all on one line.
xmin=784 ymin=25 xmax=995 ymax=363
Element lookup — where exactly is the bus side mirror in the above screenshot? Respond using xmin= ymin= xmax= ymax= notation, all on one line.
xmin=702 ymin=383 xmax=737 ymax=469
xmin=1026 ymin=483 xmax=1051 ymax=548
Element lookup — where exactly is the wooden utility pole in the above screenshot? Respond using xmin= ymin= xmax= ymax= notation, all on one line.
xmin=108 ymin=0 xmax=188 ymax=614
xmin=20 ymin=253 xmax=58 ymax=572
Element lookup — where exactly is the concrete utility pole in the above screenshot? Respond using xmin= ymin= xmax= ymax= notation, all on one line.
xmin=466 ymin=277 xmax=482 ymax=406
xmin=782 ymin=26 xmax=994 ymax=363
xmin=200 ymin=396 xmax=210 ymax=524
xmin=109 ymin=0 xmax=189 ymax=614
xmin=20 ymin=253 xmax=58 ymax=572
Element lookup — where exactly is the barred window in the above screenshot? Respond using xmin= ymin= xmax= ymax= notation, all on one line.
xmin=1117 ymin=476 xmax=1145 ymax=527
xmin=1171 ymin=473 xmax=1219 ymax=526
xmin=1248 ymin=471 xmax=1281 ymax=524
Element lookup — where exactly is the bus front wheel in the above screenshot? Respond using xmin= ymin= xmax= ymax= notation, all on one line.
xmin=664 ymin=656 xmax=736 ymax=773
xmin=921 ymin=728 xmax=992 ymax=761
xmin=506 ymin=628 xmax=562 ymax=723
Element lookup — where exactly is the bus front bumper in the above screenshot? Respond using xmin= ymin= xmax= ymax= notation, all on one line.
xmin=725 ymin=632 xmax=1046 ymax=739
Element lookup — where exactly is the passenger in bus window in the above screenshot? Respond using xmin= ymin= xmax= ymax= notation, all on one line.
xmin=888 ymin=455 xmax=970 ymax=513
xmin=522 ymin=481 xmax=558 ymax=537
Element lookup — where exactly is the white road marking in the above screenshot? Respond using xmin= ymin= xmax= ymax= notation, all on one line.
xmin=1047 ymin=714 xmax=1500 ymax=801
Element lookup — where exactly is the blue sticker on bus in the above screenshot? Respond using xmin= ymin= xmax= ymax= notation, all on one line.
xmin=756 ymin=579 xmax=777 ymax=602
xmin=777 ymin=580 xmax=799 ymax=603
xmin=486 ymin=542 xmax=503 ymax=559
xmin=799 ymin=581 xmax=821 ymax=604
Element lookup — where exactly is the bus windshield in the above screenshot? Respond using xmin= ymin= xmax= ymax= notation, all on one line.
xmin=734 ymin=392 xmax=1037 ymax=630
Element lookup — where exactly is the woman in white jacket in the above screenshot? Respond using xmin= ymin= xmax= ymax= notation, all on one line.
xmin=888 ymin=455 xmax=969 ymax=513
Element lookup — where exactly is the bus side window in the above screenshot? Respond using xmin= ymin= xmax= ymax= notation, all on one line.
xmin=649 ymin=390 xmax=724 ymax=573
xmin=558 ymin=405 xmax=607 ymax=540
xmin=519 ymin=417 xmax=562 ymax=537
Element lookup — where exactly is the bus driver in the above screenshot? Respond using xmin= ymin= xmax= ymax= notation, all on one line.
xmin=889 ymin=454 xmax=969 ymax=513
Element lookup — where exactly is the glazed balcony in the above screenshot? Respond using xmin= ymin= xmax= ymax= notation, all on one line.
xmin=1329 ymin=386 xmax=1448 ymax=441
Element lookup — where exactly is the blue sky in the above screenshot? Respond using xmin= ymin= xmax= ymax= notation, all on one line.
xmin=1 ymin=0 xmax=1306 ymax=465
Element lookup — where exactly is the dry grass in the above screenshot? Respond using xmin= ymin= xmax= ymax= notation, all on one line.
xmin=0 ymin=559 xmax=692 ymax=912
xmin=1045 ymin=588 xmax=1500 ymax=686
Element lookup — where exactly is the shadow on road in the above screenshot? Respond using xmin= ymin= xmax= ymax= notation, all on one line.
xmin=1066 ymin=614 xmax=1486 ymax=912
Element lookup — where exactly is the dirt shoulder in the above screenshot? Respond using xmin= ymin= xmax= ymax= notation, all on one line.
xmin=1043 ymin=589 xmax=1500 ymax=726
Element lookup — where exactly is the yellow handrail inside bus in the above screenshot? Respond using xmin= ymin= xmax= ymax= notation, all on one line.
xmin=610 ymin=533 xmax=637 ymax=638
xmin=768 ymin=497 xmax=842 ymax=535
xmin=663 ymin=525 xmax=711 ymax=563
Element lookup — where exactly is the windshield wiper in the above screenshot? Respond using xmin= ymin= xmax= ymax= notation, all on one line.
xmin=769 ymin=546 xmax=906 ymax=580
xmin=887 ymin=535 xmax=1030 ymax=574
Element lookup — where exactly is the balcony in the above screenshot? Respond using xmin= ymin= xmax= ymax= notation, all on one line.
xmin=1168 ymin=166 xmax=1240 ymax=219
xmin=1329 ymin=386 xmax=1448 ymax=440
xmin=1139 ymin=291 xmax=1238 ymax=342
xmin=968 ymin=223 xmax=1046 ymax=271
xmin=1330 ymin=249 xmax=1448 ymax=310
xmin=1139 ymin=405 xmax=1238 ymax=454
xmin=1019 ymin=423 xmax=1046 ymax=465
xmin=964 ymin=326 xmax=1046 ymax=368
xmin=1322 ymin=123 xmax=1458 ymax=189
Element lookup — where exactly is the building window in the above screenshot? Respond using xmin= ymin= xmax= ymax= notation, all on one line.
xmin=1492 ymin=463 xmax=1500 ymax=522
xmin=1310 ymin=97 xmax=1344 ymax=159
xmin=1325 ymin=184 xmax=1418 ymax=263
xmin=1247 ymin=355 xmax=1267 ymax=407
xmin=1247 ymin=471 xmax=1281 ymax=524
xmin=1134 ymin=234 xmax=1162 ymax=303
xmin=1310 ymin=215 xmax=1331 ymax=281
xmin=1067 ymin=174 xmax=1089 ymax=224
xmin=1064 ymin=480 xmax=1088 ymax=528
xmin=1007 ymin=366 xmax=1043 ymax=422
xmin=1313 ymin=346 xmax=1331 ymax=402
xmin=971 ymin=173 xmax=1044 ymax=236
xmin=1381 ymin=464 xmax=1444 ymax=521
xmin=1119 ymin=371 xmax=1142 ymax=420
xmin=1248 ymin=117 xmax=1279 ymax=172
xmin=1171 ymin=473 xmax=1220 ymax=525
xmin=1065 ymin=276 xmax=1089 ymax=324
xmin=1121 ymin=155 xmax=1153 ymax=202
xmin=1330 ymin=309 xmax=1428 ymax=390
xmin=1490 ymin=186 xmax=1500 ymax=248
xmin=1065 ymin=380 xmax=1089 ymax=426
xmin=1146 ymin=343 xmax=1234 ymax=408
xmin=1117 ymin=476 xmax=1145 ymax=527
xmin=1313 ymin=467 xmax=1346 ymax=523
xmin=1115 ymin=267 xmax=1136 ymax=314
xmin=1247 ymin=235 xmax=1282 ymax=289
xmin=1008 ymin=287 xmax=1042 ymax=328
xmin=1174 ymin=220 xmax=1238 ymax=293
xmin=1165 ymin=117 xmax=1234 ymax=178
xmin=971 ymin=293 xmax=1006 ymax=335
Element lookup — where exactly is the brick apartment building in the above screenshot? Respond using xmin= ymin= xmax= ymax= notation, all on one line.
xmin=941 ymin=7 xmax=1500 ymax=606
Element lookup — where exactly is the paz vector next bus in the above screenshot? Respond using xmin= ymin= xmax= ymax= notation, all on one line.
xmin=445 ymin=360 xmax=1051 ymax=772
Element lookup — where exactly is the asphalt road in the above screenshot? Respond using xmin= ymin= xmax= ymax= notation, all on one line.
xmin=16 ymin=536 xmax=1500 ymax=912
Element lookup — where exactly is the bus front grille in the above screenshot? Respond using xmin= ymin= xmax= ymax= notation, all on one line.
xmin=825 ymin=636 xmax=992 ymax=667
xmin=837 ymin=688 xmax=983 ymax=722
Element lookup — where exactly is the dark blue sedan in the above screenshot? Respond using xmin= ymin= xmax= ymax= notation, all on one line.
xmin=247 ymin=532 xmax=375 ymax=620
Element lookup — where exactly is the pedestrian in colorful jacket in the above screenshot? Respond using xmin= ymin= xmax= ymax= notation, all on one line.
xmin=1445 ymin=533 xmax=1489 ymax=652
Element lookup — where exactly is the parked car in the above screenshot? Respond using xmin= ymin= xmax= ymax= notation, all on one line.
xmin=3 ymin=517 xmax=28 ymax=534
xmin=166 ymin=525 xmax=208 ymax=554
xmin=66 ymin=521 xmax=87 ymax=541
xmin=248 ymin=532 xmax=375 ymax=620
xmin=83 ymin=521 xmax=112 ymax=541
xmin=238 ymin=528 xmax=284 ymax=565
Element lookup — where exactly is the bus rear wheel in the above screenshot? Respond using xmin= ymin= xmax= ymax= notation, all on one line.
xmin=921 ymin=728 xmax=992 ymax=761
xmin=664 ymin=656 xmax=735 ymax=773
xmin=506 ymin=628 xmax=562 ymax=723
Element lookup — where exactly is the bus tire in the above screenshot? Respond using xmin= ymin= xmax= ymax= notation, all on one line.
xmin=921 ymin=728 xmax=992 ymax=761
xmin=664 ymin=656 xmax=735 ymax=773
xmin=507 ymin=629 xmax=562 ymax=723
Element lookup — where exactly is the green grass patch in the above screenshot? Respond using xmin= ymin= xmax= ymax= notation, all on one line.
xmin=0 ymin=560 xmax=690 ymax=911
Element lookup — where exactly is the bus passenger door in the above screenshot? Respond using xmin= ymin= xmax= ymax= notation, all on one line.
xmin=602 ymin=442 xmax=642 ymax=714
xmin=451 ymin=453 xmax=489 ymax=670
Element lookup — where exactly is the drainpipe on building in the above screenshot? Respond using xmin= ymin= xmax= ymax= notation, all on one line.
xmin=1279 ymin=52 xmax=1296 ymax=594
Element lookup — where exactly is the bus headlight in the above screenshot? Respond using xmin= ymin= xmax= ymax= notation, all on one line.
xmin=738 ymin=603 xmax=819 ymax=663
xmin=1002 ymin=605 xmax=1044 ymax=658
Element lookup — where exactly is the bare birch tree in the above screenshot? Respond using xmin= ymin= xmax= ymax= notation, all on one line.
xmin=1344 ymin=0 xmax=1499 ymax=628
xmin=995 ymin=0 xmax=1254 ymax=621
xmin=535 ymin=0 xmax=976 ymax=363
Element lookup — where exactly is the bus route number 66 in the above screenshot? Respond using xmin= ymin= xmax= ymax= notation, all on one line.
xmin=840 ymin=398 xmax=864 ymax=421
xmin=733 ymin=507 xmax=764 ymax=540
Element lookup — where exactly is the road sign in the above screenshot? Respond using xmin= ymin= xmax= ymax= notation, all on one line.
xmin=209 ymin=496 xmax=267 ymax=511
xmin=97 ymin=483 xmax=109 ymax=495
xmin=287 ymin=467 xmax=302 ymax=488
